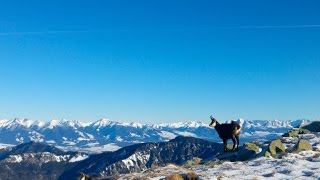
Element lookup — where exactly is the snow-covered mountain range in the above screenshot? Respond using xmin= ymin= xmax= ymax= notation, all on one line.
xmin=0 ymin=118 xmax=310 ymax=153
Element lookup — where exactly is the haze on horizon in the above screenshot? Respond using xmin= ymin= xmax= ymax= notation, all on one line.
xmin=0 ymin=1 xmax=319 ymax=123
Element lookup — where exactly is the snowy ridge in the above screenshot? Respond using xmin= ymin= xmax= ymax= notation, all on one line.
xmin=0 ymin=118 xmax=309 ymax=130
xmin=0 ymin=118 xmax=311 ymax=153
xmin=4 ymin=153 xmax=71 ymax=163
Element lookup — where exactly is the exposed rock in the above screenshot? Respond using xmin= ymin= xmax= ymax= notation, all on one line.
xmin=213 ymin=142 xmax=262 ymax=161
xmin=235 ymin=142 xmax=260 ymax=161
xmin=185 ymin=157 xmax=202 ymax=167
xmin=298 ymin=128 xmax=311 ymax=134
xmin=244 ymin=142 xmax=260 ymax=153
xmin=291 ymin=139 xmax=313 ymax=153
xmin=282 ymin=129 xmax=300 ymax=137
xmin=236 ymin=149 xmax=255 ymax=161
xmin=266 ymin=139 xmax=285 ymax=158
xmin=264 ymin=151 xmax=271 ymax=157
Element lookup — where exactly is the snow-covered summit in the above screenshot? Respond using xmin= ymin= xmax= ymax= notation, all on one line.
xmin=0 ymin=118 xmax=34 ymax=128
xmin=92 ymin=118 xmax=121 ymax=128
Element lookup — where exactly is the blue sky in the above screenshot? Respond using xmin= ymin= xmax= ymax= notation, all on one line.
xmin=0 ymin=1 xmax=320 ymax=123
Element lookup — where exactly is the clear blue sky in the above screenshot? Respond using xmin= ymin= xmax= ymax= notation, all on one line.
xmin=0 ymin=1 xmax=319 ymax=123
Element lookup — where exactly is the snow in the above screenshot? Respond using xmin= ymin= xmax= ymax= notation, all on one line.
xmin=0 ymin=143 xmax=14 ymax=149
xmin=85 ymin=142 xmax=100 ymax=146
xmin=118 ymin=130 xmax=320 ymax=180
xmin=4 ymin=153 xmax=71 ymax=163
xmin=58 ymin=142 xmax=122 ymax=153
xmin=174 ymin=131 xmax=197 ymax=137
xmin=254 ymin=131 xmax=281 ymax=136
xmin=46 ymin=140 xmax=56 ymax=144
xmin=130 ymin=133 xmax=140 ymax=137
xmin=158 ymin=121 xmax=205 ymax=128
xmin=158 ymin=131 xmax=176 ymax=139
xmin=77 ymin=137 xmax=90 ymax=141
xmin=0 ymin=119 xmax=9 ymax=127
xmin=77 ymin=131 xmax=86 ymax=138
xmin=120 ymin=156 xmax=320 ymax=180
xmin=63 ymin=141 xmax=76 ymax=145
xmin=130 ymin=122 xmax=144 ymax=128
xmin=225 ymin=118 xmax=245 ymax=127
xmin=19 ymin=119 xmax=34 ymax=127
xmin=46 ymin=153 xmax=70 ymax=163
xmin=104 ymin=143 xmax=121 ymax=151
xmin=86 ymin=133 xmax=95 ymax=139
xmin=93 ymin=118 xmax=113 ymax=127
xmin=28 ymin=131 xmax=44 ymax=142
xmin=33 ymin=120 xmax=46 ymax=127
xmin=82 ymin=143 xmax=121 ymax=153
xmin=11 ymin=155 xmax=23 ymax=163
xmin=121 ymin=152 xmax=151 ymax=170
xmin=69 ymin=154 xmax=89 ymax=162
xmin=15 ymin=136 xmax=24 ymax=143
xmin=45 ymin=119 xmax=83 ymax=129
xmin=116 ymin=136 xmax=123 ymax=142
xmin=0 ymin=118 xmax=311 ymax=132
xmin=60 ymin=119 xmax=83 ymax=128
xmin=0 ymin=117 xmax=319 ymax=179
xmin=79 ymin=121 xmax=93 ymax=127
xmin=47 ymin=119 xmax=60 ymax=129
xmin=0 ymin=118 xmax=34 ymax=128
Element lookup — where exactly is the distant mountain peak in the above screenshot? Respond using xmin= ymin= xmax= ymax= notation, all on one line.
xmin=0 ymin=118 xmax=34 ymax=128
xmin=47 ymin=119 xmax=60 ymax=128
xmin=93 ymin=118 xmax=113 ymax=127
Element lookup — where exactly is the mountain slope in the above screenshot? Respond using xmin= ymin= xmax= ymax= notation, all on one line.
xmin=0 ymin=141 xmax=88 ymax=180
xmin=8 ymin=141 xmax=64 ymax=155
xmin=58 ymin=136 xmax=223 ymax=179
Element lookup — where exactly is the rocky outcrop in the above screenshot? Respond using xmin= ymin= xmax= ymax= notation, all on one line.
xmin=213 ymin=142 xmax=262 ymax=161
xmin=291 ymin=139 xmax=313 ymax=153
xmin=282 ymin=128 xmax=312 ymax=137
xmin=264 ymin=139 xmax=285 ymax=158
xmin=282 ymin=129 xmax=300 ymax=137
xmin=236 ymin=142 xmax=261 ymax=161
